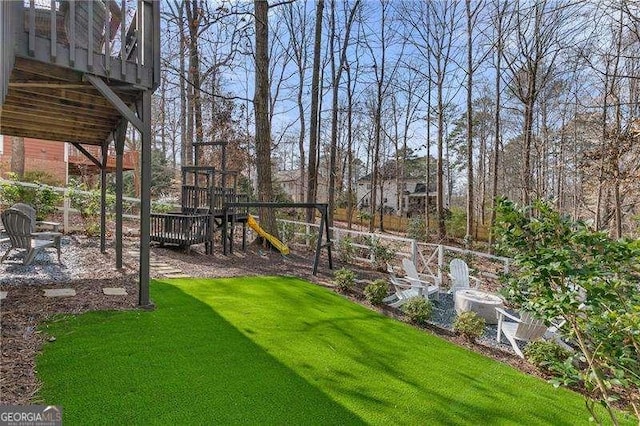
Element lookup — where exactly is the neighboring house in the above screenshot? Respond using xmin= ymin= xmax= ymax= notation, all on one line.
xmin=356 ymin=175 xmax=435 ymax=217
xmin=274 ymin=158 xmax=330 ymax=203
xmin=0 ymin=135 xmax=138 ymax=184
xmin=274 ymin=169 xmax=306 ymax=202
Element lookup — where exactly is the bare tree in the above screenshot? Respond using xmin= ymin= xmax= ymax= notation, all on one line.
xmin=489 ymin=0 xmax=508 ymax=247
xmin=282 ymin=1 xmax=312 ymax=203
xmin=254 ymin=0 xmax=278 ymax=236
xmin=501 ymin=0 xmax=575 ymax=205
xmin=306 ymin=0 xmax=324 ymax=222
xmin=327 ymin=0 xmax=360 ymax=226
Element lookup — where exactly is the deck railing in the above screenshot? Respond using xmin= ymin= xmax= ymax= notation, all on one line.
xmin=149 ymin=213 xmax=210 ymax=246
xmin=67 ymin=143 xmax=139 ymax=170
xmin=1 ymin=2 xmax=19 ymax=105
xmin=11 ymin=0 xmax=160 ymax=88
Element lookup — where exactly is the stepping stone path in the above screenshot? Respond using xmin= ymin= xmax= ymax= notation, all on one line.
xmin=44 ymin=288 xmax=76 ymax=297
xmin=103 ymin=287 xmax=128 ymax=296
xmin=130 ymin=250 xmax=189 ymax=279
xmin=0 ymin=251 xmax=186 ymax=301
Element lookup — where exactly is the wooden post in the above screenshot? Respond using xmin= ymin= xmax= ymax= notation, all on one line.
xmin=100 ymin=142 xmax=108 ymax=253
xmin=438 ymin=244 xmax=444 ymax=286
xmin=114 ymin=122 xmax=126 ymax=269
xmin=138 ymin=90 xmax=152 ymax=307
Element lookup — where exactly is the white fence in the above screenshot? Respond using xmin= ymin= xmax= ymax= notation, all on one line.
xmin=1 ymin=178 xmax=511 ymax=284
xmin=276 ymin=219 xmax=510 ymax=287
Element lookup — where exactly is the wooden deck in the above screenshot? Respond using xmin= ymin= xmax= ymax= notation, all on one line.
xmin=0 ymin=1 xmax=160 ymax=306
xmin=1 ymin=1 xmax=160 ymax=145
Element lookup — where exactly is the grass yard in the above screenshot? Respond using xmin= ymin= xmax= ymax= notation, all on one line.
xmin=37 ymin=276 xmax=616 ymax=425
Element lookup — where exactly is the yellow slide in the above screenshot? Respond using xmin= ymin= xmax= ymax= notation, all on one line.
xmin=247 ymin=215 xmax=290 ymax=255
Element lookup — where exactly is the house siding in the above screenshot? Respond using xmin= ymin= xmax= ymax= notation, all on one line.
xmin=0 ymin=136 xmax=67 ymax=183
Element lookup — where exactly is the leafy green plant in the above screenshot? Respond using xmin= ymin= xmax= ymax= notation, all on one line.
xmin=0 ymin=174 xmax=62 ymax=220
xmin=494 ymin=197 xmax=640 ymax=423
xmin=279 ymin=221 xmax=295 ymax=243
xmin=523 ymin=340 xmax=576 ymax=380
xmin=407 ymin=215 xmax=427 ymax=242
xmin=364 ymin=279 xmax=389 ymax=305
xmin=68 ymin=180 xmax=115 ymax=236
xmin=333 ymin=268 xmax=356 ymax=292
xmin=401 ymin=297 xmax=433 ymax=325
xmin=365 ymin=236 xmax=395 ymax=270
xmin=337 ymin=235 xmax=356 ymax=264
xmin=445 ymin=207 xmax=466 ymax=239
xmin=151 ymin=201 xmax=174 ymax=214
xmin=356 ymin=209 xmax=371 ymax=230
xmin=453 ymin=311 xmax=485 ymax=342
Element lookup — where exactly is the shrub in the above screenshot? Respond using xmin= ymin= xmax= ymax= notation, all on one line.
xmin=407 ymin=215 xmax=427 ymax=242
xmin=445 ymin=206 xmax=466 ymax=239
xmin=401 ymin=297 xmax=433 ymax=325
xmin=494 ymin=197 xmax=640 ymax=423
xmin=68 ymin=180 xmax=115 ymax=236
xmin=338 ymin=235 xmax=356 ymax=264
xmin=524 ymin=340 xmax=572 ymax=373
xmin=364 ymin=279 xmax=389 ymax=305
xmin=366 ymin=237 xmax=395 ymax=270
xmin=333 ymin=268 xmax=356 ymax=292
xmin=279 ymin=221 xmax=295 ymax=243
xmin=453 ymin=311 xmax=485 ymax=342
xmin=0 ymin=174 xmax=62 ymax=220
xmin=151 ymin=201 xmax=174 ymax=214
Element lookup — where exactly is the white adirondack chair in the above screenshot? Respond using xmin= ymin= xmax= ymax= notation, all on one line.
xmin=495 ymin=308 xmax=547 ymax=358
xmin=1 ymin=208 xmax=62 ymax=265
xmin=383 ymin=264 xmax=431 ymax=308
xmin=448 ymin=258 xmax=482 ymax=293
xmin=401 ymin=258 xmax=440 ymax=301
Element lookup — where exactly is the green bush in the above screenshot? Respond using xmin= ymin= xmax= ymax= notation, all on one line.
xmin=68 ymin=180 xmax=115 ymax=236
xmin=524 ymin=340 xmax=572 ymax=373
xmin=401 ymin=297 xmax=433 ymax=325
xmin=338 ymin=236 xmax=356 ymax=264
xmin=23 ymin=170 xmax=61 ymax=187
xmin=445 ymin=207 xmax=466 ymax=239
xmin=366 ymin=237 xmax=395 ymax=270
xmin=279 ymin=221 xmax=295 ymax=243
xmin=364 ymin=279 xmax=389 ymax=305
xmin=151 ymin=201 xmax=174 ymax=214
xmin=333 ymin=268 xmax=356 ymax=292
xmin=0 ymin=174 xmax=62 ymax=220
xmin=453 ymin=311 xmax=485 ymax=342
xmin=407 ymin=215 xmax=427 ymax=242
xmin=494 ymin=197 xmax=640 ymax=423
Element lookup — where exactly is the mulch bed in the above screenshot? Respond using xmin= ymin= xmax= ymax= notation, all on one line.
xmin=1 ymin=236 xmax=541 ymax=406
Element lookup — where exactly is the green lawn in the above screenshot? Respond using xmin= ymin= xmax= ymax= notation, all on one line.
xmin=37 ymin=276 xmax=610 ymax=425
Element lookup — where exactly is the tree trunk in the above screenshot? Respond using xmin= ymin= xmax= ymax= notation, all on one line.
xmin=10 ymin=136 xmax=25 ymax=178
xmin=185 ymin=0 xmax=204 ymax=164
xmin=465 ymin=0 xmax=474 ymax=244
xmin=254 ymin=0 xmax=278 ymax=238
xmin=327 ymin=0 xmax=359 ymax=227
xmin=306 ymin=0 xmax=324 ymax=222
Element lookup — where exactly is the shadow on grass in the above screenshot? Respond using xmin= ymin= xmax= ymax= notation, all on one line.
xmin=169 ymin=276 xmax=605 ymax=425
xmin=36 ymin=280 xmax=366 ymax=425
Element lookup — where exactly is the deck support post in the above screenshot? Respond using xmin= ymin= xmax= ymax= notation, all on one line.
xmin=114 ymin=121 xmax=127 ymax=270
xmin=137 ymin=91 xmax=152 ymax=307
xmin=100 ymin=142 xmax=108 ymax=253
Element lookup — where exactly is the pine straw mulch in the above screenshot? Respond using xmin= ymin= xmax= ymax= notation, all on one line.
xmin=1 ymin=236 xmax=541 ymax=406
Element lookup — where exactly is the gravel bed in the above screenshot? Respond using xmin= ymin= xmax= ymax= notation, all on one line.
xmin=429 ymin=292 xmax=512 ymax=351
